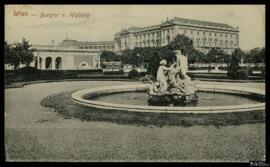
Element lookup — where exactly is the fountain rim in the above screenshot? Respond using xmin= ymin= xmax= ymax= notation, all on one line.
xmin=71 ymin=83 xmax=265 ymax=114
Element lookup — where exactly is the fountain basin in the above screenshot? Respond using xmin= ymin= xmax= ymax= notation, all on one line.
xmin=71 ymin=83 xmax=265 ymax=114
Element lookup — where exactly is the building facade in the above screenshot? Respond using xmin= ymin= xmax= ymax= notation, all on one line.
xmin=32 ymin=44 xmax=101 ymax=70
xmin=114 ymin=17 xmax=239 ymax=54
xmin=5 ymin=17 xmax=240 ymax=70
xmin=29 ymin=39 xmax=115 ymax=70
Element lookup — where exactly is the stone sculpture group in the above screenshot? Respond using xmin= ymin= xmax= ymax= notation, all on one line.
xmin=149 ymin=50 xmax=198 ymax=98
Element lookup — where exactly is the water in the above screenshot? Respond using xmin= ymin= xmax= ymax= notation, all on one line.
xmin=89 ymin=91 xmax=263 ymax=107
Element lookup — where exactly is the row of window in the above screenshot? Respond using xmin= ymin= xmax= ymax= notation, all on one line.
xmin=134 ymin=40 xmax=160 ymax=47
xmin=183 ymin=29 xmax=235 ymax=38
xmin=79 ymin=45 xmax=114 ymax=50
xmin=129 ymin=33 xmax=236 ymax=45
xmin=194 ymin=38 xmax=235 ymax=43
xmin=194 ymin=42 xmax=237 ymax=47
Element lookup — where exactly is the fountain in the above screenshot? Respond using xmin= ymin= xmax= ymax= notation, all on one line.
xmin=71 ymin=50 xmax=265 ymax=114
xmin=147 ymin=50 xmax=198 ymax=105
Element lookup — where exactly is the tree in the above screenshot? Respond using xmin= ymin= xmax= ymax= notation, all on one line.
xmin=251 ymin=47 xmax=265 ymax=65
xmin=5 ymin=41 xmax=13 ymax=64
xmin=5 ymin=39 xmax=36 ymax=69
xmin=227 ymin=49 xmax=243 ymax=79
xmin=147 ymin=49 xmax=162 ymax=77
xmin=5 ymin=41 xmax=20 ymax=69
xmin=100 ymin=50 xmax=119 ymax=62
xmin=19 ymin=38 xmax=36 ymax=66
xmin=167 ymin=34 xmax=196 ymax=57
xmin=244 ymin=47 xmax=265 ymax=65
xmin=205 ymin=48 xmax=226 ymax=66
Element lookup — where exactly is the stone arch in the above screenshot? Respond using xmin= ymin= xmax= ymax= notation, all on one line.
xmin=55 ymin=57 xmax=62 ymax=70
xmin=78 ymin=61 xmax=89 ymax=69
xmin=45 ymin=57 xmax=52 ymax=69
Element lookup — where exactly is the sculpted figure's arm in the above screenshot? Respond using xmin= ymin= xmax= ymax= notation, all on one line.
xmin=163 ymin=62 xmax=176 ymax=71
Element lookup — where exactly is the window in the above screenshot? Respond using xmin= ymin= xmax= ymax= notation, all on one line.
xmin=191 ymin=30 xmax=193 ymax=34
xmin=215 ymin=33 xmax=217 ymax=36
xmin=197 ymin=31 xmax=199 ymax=35
xmin=203 ymin=31 xmax=205 ymax=35
xmin=209 ymin=32 xmax=211 ymax=36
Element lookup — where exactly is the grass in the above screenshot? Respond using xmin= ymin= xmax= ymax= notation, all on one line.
xmin=40 ymin=91 xmax=265 ymax=127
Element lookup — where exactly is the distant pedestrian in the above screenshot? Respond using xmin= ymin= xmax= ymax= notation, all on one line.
xmin=208 ymin=65 xmax=212 ymax=73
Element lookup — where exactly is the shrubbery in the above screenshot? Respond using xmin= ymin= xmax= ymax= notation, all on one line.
xmin=261 ymin=68 xmax=265 ymax=78
xmin=103 ymin=69 xmax=124 ymax=75
xmin=139 ymin=71 xmax=148 ymax=76
xmin=5 ymin=67 xmax=105 ymax=83
xmin=14 ymin=66 xmax=41 ymax=81
xmin=227 ymin=70 xmax=248 ymax=80
xmin=128 ymin=69 xmax=141 ymax=79
xmin=15 ymin=66 xmax=40 ymax=75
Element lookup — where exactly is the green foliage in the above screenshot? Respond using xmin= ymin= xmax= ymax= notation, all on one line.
xmin=5 ymin=39 xmax=36 ymax=69
xmin=227 ymin=49 xmax=245 ymax=79
xmin=167 ymin=34 xmax=195 ymax=56
xmin=119 ymin=34 xmax=202 ymax=78
xmin=244 ymin=47 xmax=265 ymax=64
xmin=103 ymin=69 xmax=124 ymax=75
xmin=205 ymin=48 xmax=227 ymax=65
xmin=15 ymin=66 xmax=40 ymax=75
xmin=100 ymin=50 xmax=120 ymax=62
xmin=128 ymin=69 xmax=141 ymax=79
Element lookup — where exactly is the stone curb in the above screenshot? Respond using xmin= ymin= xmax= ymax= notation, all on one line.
xmin=71 ymin=83 xmax=265 ymax=114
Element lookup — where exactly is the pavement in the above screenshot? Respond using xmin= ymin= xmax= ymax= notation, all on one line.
xmin=4 ymin=81 xmax=266 ymax=162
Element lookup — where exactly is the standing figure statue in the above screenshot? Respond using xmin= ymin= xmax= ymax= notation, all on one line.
xmin=172 ymin=50 xmax=198 ymax=95
xmin=156 ymin=59 xmax=175 ymax=93
xmin=174 ymin=50 xmax=191 ymax=81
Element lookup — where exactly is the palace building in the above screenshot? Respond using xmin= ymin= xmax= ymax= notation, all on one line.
xmin=6 ymin=17 xmax=239 ymax=70
xmin=114 ymin=17 xmax=239 ymax=54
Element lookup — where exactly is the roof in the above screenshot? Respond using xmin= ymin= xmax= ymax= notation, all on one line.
xmin=167 ymin=17 xmax=236 ymax=29
xmin=58 ymin=39 xmax=114 ymax=47
xmin=119 ymin=17 xmax=238 ymax=34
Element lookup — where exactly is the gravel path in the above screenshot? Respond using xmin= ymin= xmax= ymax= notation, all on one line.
xmin=5 ymin=81 xmax=265 ymax=162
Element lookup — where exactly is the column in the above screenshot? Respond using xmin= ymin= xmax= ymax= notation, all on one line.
xmin=37 ymin=56 xmax=40 ymax=69
xmin=52 ymin=57 xmax=55 ymax=70
xmin=170 ymin=29 xmax=173 ymax=41
xmin=161 ymin=30 xmax=163 ymax=42
xmin=42 ymin=58 xmax=46 ymax=70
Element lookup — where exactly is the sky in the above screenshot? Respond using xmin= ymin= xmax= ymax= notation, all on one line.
xmin=5 ymin=5 xmax=265 ymax=50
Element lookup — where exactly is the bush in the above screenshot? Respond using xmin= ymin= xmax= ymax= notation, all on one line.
xmin=103 ymin=69 xmax=124 ymax=75
xmin=15 ymin=66 xmax=40 ymax=75
xmin=128 ymin=69 xmax=141 ymax=79
xmin=261 ymin=68 xmax=265 ymax=78
xmin=188 ymin=66 xmax=215 ymax=71
xmin=40 ymin=70 xmax=64 ymax=80
xmin=5 ymin=73 xmax=15 ymax=85
xmin=247 ymin=69 xmax=253 ymax=76
xmin=139 ymin=71 xmax=148 ymax=76
xmin=227 ymin=70 xmax=248 ymax=80
xmin=14 ymin=66 xmax=41 ymax=81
